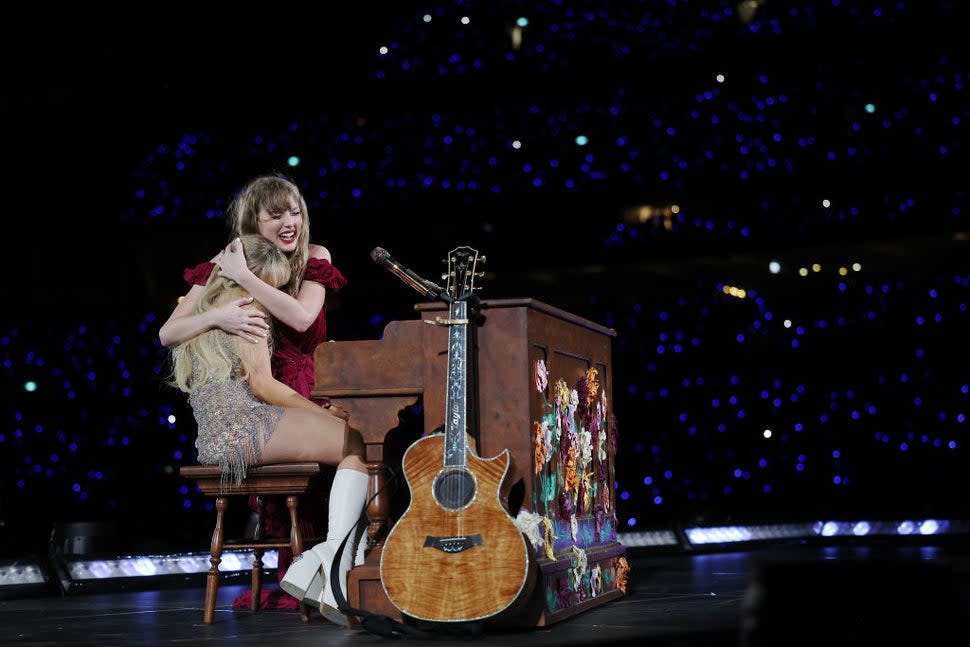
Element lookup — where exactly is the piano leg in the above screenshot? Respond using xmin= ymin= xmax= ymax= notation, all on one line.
xmin=363 ymin=460 xmax=388 ymax=554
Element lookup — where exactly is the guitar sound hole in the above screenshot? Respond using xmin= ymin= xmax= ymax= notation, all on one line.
xmin=433 ymin=469 xmax=476 ymax=511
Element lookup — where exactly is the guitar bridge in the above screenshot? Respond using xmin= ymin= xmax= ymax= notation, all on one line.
xmin=423 ymin=534 xmax=483 ymax=553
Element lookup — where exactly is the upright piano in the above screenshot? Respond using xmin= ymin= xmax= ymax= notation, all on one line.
xmin=312 ymin=298 xmax=629 ymax=627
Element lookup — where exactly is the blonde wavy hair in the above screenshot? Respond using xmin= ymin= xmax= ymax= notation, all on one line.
xmin=169 ymin=234 xmax=292 ymax=393
xmin=226 ymin=174 xmax=310 ymax=297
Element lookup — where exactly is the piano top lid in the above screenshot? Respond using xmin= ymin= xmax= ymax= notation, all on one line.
xmin=415 ymin=297 xmax=617 ymax=338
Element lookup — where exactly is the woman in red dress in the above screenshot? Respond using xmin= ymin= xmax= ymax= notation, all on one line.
xmin=160 ymin=174 xmax=361 ymax=619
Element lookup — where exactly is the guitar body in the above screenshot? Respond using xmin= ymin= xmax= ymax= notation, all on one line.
xmin=380 ymin=432 xmax=533 ymax=622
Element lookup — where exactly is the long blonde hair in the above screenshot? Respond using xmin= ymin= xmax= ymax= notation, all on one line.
xmin=226 ymin=174 xmax=310 ymax=297
xmin=169 ymin=234 xmax=292 ymax=393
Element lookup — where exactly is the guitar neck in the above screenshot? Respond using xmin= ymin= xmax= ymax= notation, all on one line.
xmin=443 ymin=299 xmax=469 ymax=468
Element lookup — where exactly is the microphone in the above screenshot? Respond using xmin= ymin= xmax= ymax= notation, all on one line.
xmin=370 ymin=247 xmax=444 ymax=300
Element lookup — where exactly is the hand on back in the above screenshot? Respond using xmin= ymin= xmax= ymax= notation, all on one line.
xmin=216 ymin=297 xmax=270 ymax=343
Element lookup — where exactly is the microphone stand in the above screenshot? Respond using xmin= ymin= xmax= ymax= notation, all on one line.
xmin=370 ymin=247 xmax=448 ymax=302
xmin=390 ymin=269 xmax=445 ymax=302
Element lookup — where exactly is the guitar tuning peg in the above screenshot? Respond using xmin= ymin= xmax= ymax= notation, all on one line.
xmin=441 ymin=272 xmax=449 ymax=281
xmin=475 ymin=271 xmax=485 ymax=277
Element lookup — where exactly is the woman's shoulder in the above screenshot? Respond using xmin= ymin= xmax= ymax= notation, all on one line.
xmin=303 ymin=245 xmax=347 ymax=290
xmin=307 ymin=243 xmax=332 ymax=262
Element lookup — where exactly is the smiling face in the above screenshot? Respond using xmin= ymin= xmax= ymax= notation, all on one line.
xmin=228 ymin=176 xmax=311 ymax=293
xmin=256 ymin=198 xmax=303 ymax=253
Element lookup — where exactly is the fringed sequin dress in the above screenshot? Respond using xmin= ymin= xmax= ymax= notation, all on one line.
xmin=186 ymin=336 xmax=285 ymax=486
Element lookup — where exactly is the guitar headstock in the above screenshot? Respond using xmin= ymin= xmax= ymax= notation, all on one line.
xmin=444 ymin=246 xmax=485 ymax=302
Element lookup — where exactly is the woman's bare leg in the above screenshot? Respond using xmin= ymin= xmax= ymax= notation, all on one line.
xmin=259 ymin=408 xmax=366 ymax=471
xmin=272 ymin=407 xmax=371 ymax=610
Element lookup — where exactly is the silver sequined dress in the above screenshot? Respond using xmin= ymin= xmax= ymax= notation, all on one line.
xmin=186 ymin=338 xmax=285 ymax=485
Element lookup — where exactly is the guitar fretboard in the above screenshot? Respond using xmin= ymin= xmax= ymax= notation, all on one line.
xmin=443 ymin=299 xmax=468 ymax=468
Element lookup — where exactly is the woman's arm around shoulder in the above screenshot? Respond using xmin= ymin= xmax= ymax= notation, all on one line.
xmin=220 ymin=240 xmax=330 ymax=333
xmin=158 ymin=257 xmax=269 ymax=348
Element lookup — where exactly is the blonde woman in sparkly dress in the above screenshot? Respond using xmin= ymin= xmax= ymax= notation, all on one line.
xmin=169 ymin=234 xmax=367 ymax=626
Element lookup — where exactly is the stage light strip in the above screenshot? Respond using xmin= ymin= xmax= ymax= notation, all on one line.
xmin=684 ymin=522 xmax=816 ymax=545
xmin=6 ymin=519 xmax=968 ymax=588
xmin=0 ymin=559 xmax=47 ymax=586
xmin=617 ymin=529 xmax=682 ymax=547
xmin=683 ymin=518 xmax=970 ymax=546
xmin=64 ymin=549 xmax=279 ymax=581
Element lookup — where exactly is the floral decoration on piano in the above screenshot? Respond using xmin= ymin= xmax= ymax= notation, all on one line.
xmin=517 ymin=359 xmax=629 ymax=608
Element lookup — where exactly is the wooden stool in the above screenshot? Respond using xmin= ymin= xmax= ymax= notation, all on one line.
xmin=179 ymin=462 xmax=322 ymax=624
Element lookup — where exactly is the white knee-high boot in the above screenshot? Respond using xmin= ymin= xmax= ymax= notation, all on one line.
xmin=280 ymin=468 xmax=368 ymax=610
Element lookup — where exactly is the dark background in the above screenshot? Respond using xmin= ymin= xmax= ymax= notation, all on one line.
xmin=2 ymin=2 xmax=968 ymax=556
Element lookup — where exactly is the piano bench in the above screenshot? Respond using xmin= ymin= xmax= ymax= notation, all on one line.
xmin=179 ymin=462 xmax=323 ymax=624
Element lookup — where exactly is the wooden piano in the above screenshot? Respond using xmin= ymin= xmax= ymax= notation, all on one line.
xmin=312 ymin=298 xmax=629 ymax=627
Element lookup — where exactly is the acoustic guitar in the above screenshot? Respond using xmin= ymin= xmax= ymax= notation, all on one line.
xmin=380 ymin=246 xmax=534 ymax=623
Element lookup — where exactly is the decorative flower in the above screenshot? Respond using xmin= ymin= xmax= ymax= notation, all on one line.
xmin=615 ymin=556 xmax=631 ymax=594
xmin=585 ymin=367 xmax=600 ymax=405
xmin=576 ymin=474 xmax=586 ymax=517
xmin=566 ymin=425 xmax=579 ymax=467
xmin=543 ymin=419 xmax=554 ymax=458
xmin=534 ymin=359 xmax=548 ymax=393
xmin=564 ymin=445 xmax=579 ymax=494
xmin=581 ymin=470 xmax=595 ymax=513
xmin=558 ymin=411 xmax=572 ymax=462
xmin=543 ymin=516 xmax=556 ymax=560
xmin=578 ymin=428 xmax=592 ymax=471
xmin=532 ymin=420 xmax=547 ymax=474
xmin=514 ymin=509 xmax=546 ymax=552
xmin=590 ymin=564 xmax=602 ymax=597
xmin=597 ymin=423 xmax=607 ymax=463
xmin=569 ymin=546 xmax=587 ymax=591
xmin=553 ymin=378 xmax=571 ymax=410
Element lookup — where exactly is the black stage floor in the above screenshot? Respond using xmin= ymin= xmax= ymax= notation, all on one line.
xmin=2 ymin=540 xmax=968 ymax=646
